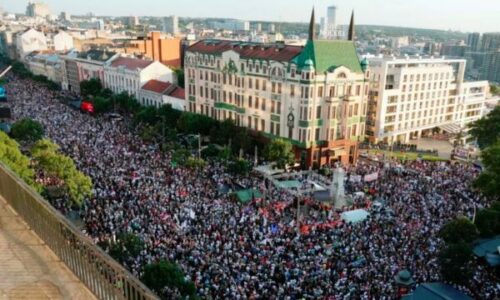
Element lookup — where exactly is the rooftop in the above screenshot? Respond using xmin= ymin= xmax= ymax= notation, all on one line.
xmin=141 ymin=79 xmax=172 ymax=94
xmin=111 ymin=57 xmax=153 ymax=70
xmin=77 ymin=49 xmax=117 ymax=62
xmin=187 ymin=40 xmax=303 ymax=62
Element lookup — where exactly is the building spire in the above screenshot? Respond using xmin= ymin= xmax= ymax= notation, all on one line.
xmin=348 ymin=10 xmax=355 ymax=41
xmin=308 ymin=7 xmax=316 ymax=41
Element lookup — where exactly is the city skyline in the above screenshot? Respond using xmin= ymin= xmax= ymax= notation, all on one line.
xmin=2 ymin=0 xmax=500 ymax=33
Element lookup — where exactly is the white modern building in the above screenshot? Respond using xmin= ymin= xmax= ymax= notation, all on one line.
xmin=211 ymin=20 xmax=250 ymax=32
xmin=15 ymin=28 xmax=48 ymax=60
xmin=52 ymin=31 xmax=74 ymax=51
xmin=366 ymin=56 xmax=489 ymax=143
xmin=139 ymin=79 xmax=185 ymax=110
xmin=104 ymin=56 xmax=175 ymax=99
xmin=163 ymin=16 xmax=179 ymax=35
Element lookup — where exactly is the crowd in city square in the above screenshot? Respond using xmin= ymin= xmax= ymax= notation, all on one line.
xmin=5 ymin=74 xmax=500 ymax=300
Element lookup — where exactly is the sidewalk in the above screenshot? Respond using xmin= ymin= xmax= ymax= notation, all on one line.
xmin=0 ymin=196 xmax=95 ymax=300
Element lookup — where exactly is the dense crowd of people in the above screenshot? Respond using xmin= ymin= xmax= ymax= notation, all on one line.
xmin=6 ymin=74 xmax=499 ymax=299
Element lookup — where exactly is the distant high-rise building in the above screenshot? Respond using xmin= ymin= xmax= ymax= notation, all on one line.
xmin=59 ymin=12 xmax=71 ymax=22
xmin=481 ymin=33 xmax=500 ymax=51
xmin=127 ymin=16 xmax=139 ymax=27
xmin=268 ymin=23 xmax=275 ymax=33
xmin=256 ymin=23 xmax=262 ymax=32
xmin=26 ymin=1 xmax=50 ymax=18
xmin=466 ymin=32 xmax=481 ymax=52
xmin=163 ymin=16 xmax=179 ymax=35
xmin=325 ymin=5 xmax=338 ymax=39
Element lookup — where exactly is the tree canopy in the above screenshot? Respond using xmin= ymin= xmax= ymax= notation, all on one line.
xmin=108 ymin=233 xmax=144 ymax=264
xmin=264 ymin=138 xmax=295 ymax=169
xmin=469 ymin=106 xmax=500 ymax=150
xmin=80 ymin=78 xmax=103 ymax=97
xmin=439 ymin=217 xmax=478 ymax=244
xmin=141 ymin=260 xmax=197 ymax=299
xmin=438 ymin=242 xmax=474 ymax=285
xmin=31 ymin=139 xmax=92 ymax=206
xmin=10 ymin=118 xmax=44 ymax=143
xmin=473 ymin=140 xmax=500 ymax=199
xmin=0 ymin=131 xmax=39 ymax=190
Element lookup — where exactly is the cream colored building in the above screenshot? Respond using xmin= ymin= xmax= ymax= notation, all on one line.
xmin=184 ymin=10 xmax=368 ymax=167
xmin=15 ymin=28 xmax=47 ymax=60
xmin=104 ymin=56 xmax=175 ymax=99
xmin=366 ymin=56 xmax=489 ymax=143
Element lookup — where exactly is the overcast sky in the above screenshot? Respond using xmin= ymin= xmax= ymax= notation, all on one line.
xmin=3 ymin=0 xmax=500 ymax=33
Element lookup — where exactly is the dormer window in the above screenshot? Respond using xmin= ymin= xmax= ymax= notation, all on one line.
xmin=338 ymin=72 xmax=347 ymax=79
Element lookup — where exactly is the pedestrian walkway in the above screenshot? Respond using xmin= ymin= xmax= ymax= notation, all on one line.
xmin=0 ymin=196 xmax=95 ymax=300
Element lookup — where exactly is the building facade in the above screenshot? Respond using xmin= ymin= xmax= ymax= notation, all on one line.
xmin=366 ymin=57 xmax=489 ymax=143
xmin=104 ymin=56 xmax=175 ymax=99
xmin=52 ymin=31 xmax=74 ymax=52
xmin=15 ymin=28 xmax=48 ymax=60
xmin=184 ymin=10 xmax=367 ymax=167
xmin=139 ymin=79 xmax=185 ymax=110
xmin=26 ymin=52 xmax=63 ymax=83
xmin=60 ymin=49 xmax=118 ymax=93
xmin=125 ymin=31 xmax=181 ymax=68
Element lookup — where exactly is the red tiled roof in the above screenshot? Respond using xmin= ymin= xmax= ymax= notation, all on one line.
xmin=111 ymin=57 xmax=153 ymax=70
xmin=141 ymin=79 xmax=172 ymax=94
xmin=187 ymin=40 xmax=303 ymax=62
xmin=167 ymin=86 xmax=185 ymax=100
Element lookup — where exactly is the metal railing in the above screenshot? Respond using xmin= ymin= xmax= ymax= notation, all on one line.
xmin=0 ymin=162 xmax=159 ymax=300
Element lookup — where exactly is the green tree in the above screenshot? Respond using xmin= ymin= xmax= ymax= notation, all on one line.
xmin=173 ymin=68 xmax=185 ymax=88
xmin=141 ymin=260 xmax=197 ymax=299
xmin=10 ymin=118 xmax=44 ymax=143
xmin=439 ymin=217 xmax=478 ymax=244
xmin=158 ymin=104 xmax=182 ymax=128
xmin=134 ymin=106 xmax=159 ymax=125
xmin=0 ymin=132 xmax=39 ymax=190
xmin=438 ymin=242 xmax=474 ymax=285
xmin=469 ymin=106 xmax=500 ymax=150
xmin=227 ymin=159 xmax=252 ymax=175
xmin=91 ymin=96 xmax=113 ymax=114
xmin=109 ymin=233 xmax=144 ymax=263
xmin=31 ymin=139 xmax=92 ymax=206
xmin=475 ymin=208 xmax=500 ymax=237
xmin=177 ymin=113 xmax=216 ymax=135
xmin=473 ymin=140 xmax=500 ymax=198
xmin=201 ymin=144 xmax=220 ymax=159
xmin=185 ymin=157 xmax=206 ymax=170
xmin=172 ymin=149 xmax=191 ymax=166
xmin=209 ymin=119 xmax=238 ymax=146
xmin=264 ymin=138 xmax=295 ymax=169
xmin=490 ymin=85 xmax=499 ymax=95
xmin=99 ymin=88 xmax=113 ymax=99
xmin=80 ymin=78 xmax=103 ymax=97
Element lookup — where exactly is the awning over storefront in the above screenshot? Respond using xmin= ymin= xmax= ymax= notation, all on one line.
xmin=438 ymin=123 xmax=462 ymax=134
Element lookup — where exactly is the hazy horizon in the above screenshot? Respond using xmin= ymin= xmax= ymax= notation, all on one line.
xmin=2 ymin=0 xmax=499 ymax=33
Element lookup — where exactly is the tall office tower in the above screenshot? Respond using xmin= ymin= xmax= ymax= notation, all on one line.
xmin=326 ymin=5 xmax=337 ymax=39
xmin=366 ymin=57 xmax=489 ymax=144
xmin=466 ymin=32 xmax=481 ymax=52
xmin=127 ymin=16 xmax=139 ymax=27
xmin=479 ymin=33 xmax=500 ymax=83
xmin=320 ymin=17 xmax=326 ymax=38
xmin=26 ymin=1 xmax=50 ymax=18
xmin=184 ymin=9 xmax=369 ymax=167
xmin=163 ymin=16 xmax=179 ymax=35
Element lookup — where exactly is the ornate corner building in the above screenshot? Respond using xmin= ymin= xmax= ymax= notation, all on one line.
xmin=184 ymin=10 xmax=368 ymax=167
